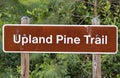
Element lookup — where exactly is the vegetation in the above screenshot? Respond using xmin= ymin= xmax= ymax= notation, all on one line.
xmin=0 ymin=0 xmax=120 ymax=78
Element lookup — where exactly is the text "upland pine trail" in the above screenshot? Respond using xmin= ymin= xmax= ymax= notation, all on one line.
xmin=13 ymin=34 xmax=108 ymax=46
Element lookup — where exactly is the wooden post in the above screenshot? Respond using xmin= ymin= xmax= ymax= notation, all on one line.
xmin=92 ymin=0 xmax=101 ymax=78
xmin=92 ymin=18 xmax=101 ymax=78
xmin=92 ymin=54 xmax=101 ymax=78
xmin=20 ymin=16 xmax=30 ymax=78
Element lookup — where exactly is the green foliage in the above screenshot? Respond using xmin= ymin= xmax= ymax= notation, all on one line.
xmin=25 ymin=0 xmax=75 ymax=24
xmin=0 ymin=0 xmax=120 ymax=78
xmin=98 ymin=0 xmax=120 ymax=26
xmin=30 ymin=63 xmax=68 ymax=78
xmin=30 ymin=54 xmax=92 ymax=78
xmin=102 ymin=52 xmax=120 ymax=77
xmin=0 ymin=66 xmax=20 ymax=78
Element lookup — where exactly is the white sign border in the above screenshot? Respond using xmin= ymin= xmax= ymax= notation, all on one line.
xmin=2 ymin=24 xmax=118 ymax=54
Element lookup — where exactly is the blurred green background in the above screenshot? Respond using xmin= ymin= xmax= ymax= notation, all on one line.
xmin=0 ymin=0 xmax=120 ymax=78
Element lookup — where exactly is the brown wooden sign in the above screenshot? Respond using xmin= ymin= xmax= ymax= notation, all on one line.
xmin=3 ymin=24 xmax=118 ymax=54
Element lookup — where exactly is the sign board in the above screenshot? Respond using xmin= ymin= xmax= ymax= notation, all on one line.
xmin=3 ymin=24 xmax=118 ymax=54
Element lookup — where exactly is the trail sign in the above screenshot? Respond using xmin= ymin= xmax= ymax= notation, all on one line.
xmin=3 ymin=24 xmax=118 ymax=54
